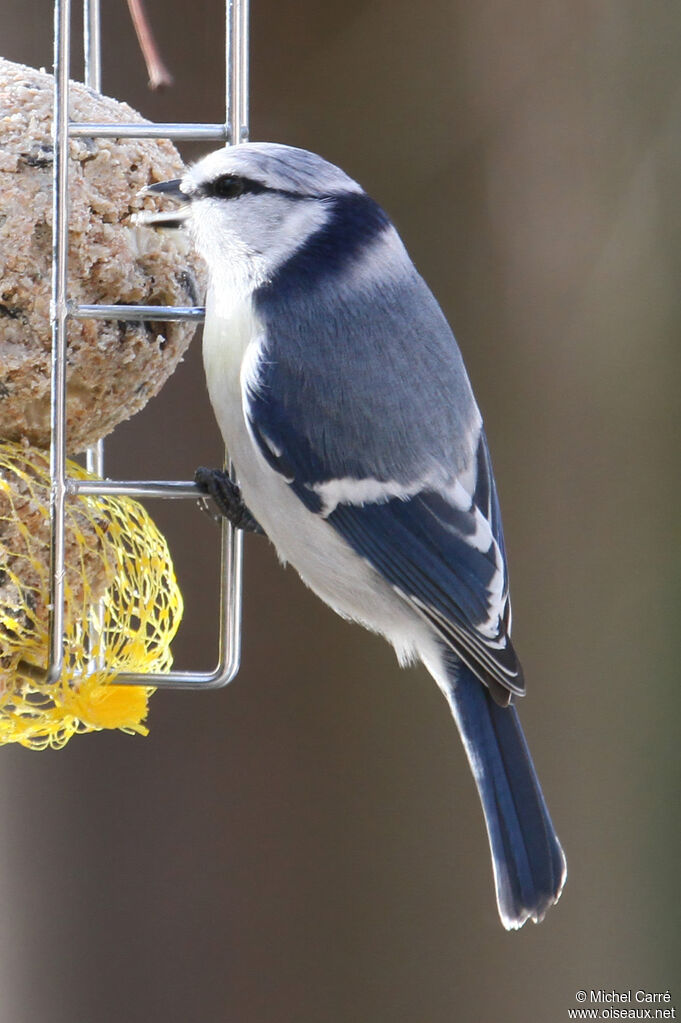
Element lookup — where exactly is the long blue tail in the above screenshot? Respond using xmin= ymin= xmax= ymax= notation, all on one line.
xmin=442 ymin=658 xmax=566 ymax=929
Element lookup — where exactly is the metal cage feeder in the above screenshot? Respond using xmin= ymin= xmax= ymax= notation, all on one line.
xmin=46 ymin=0 xmax=247 ymax=689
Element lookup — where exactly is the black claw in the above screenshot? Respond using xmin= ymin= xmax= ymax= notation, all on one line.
xmin=194 ymin=467 xmax=265 ymax=534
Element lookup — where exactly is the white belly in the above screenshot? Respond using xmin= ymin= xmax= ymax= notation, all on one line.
xmin=201 ymin=290 xmax=434 ymax=666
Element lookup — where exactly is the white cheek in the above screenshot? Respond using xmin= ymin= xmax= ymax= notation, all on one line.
xmin=188 ymin=194 xmax=331 ymax=287
xmin=189 ymin=201 xmax=260 ymax=293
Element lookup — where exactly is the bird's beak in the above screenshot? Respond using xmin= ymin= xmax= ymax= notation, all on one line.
xmin=144 ymin=178 xmax=188 ymax=200
xmin=134 ymin=178 xmax=191 ymax=229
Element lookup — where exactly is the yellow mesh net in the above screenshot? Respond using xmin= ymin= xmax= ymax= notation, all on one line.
xmin=0 ymin=441 xmax=183 ymax=749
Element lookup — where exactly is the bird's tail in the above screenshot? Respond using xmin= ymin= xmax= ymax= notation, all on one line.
xmin=438 ymin=655 xmax=566 ymax=929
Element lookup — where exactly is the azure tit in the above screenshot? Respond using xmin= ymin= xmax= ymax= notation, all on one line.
xmin=148 ymin=143 xmax=566 ymax=929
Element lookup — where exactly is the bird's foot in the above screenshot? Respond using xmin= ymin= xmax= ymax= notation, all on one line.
xmin=194 ymin=467 xmax=264 ymax=534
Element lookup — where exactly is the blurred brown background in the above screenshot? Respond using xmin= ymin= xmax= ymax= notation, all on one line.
xmin=2 ymin=2 xmax=680 ymax=1020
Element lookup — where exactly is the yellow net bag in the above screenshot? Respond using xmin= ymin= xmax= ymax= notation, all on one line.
xmin=0 ymin=441 xmax=183 ymax=749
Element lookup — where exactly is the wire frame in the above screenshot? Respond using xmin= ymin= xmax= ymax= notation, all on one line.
xmin=47 ymin=0 xmax=247 ymax=688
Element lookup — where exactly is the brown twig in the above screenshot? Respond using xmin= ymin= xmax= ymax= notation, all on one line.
xmin=126 ymin=0 xmax=174 ymax=90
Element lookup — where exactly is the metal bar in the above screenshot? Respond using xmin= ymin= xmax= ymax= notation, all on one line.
xmin=72 ymin=479 xmax=201 ymax=499
xmin=85 ymin=431 xmax=106 ymax=673
xmin=83 ymin=0 xmax=101 ymax=91
xmin=47 ymin=0 xmax=72 ymax=685
xmin=72 ymin=303 xmax=205 ymax=323
xmin=228 ymin=0 xmax=250 ymax=145
xmin=85 ymin=439 xmax=104 ymax=476
xmin=69 ymin=122 xmax=228 ymax=140
xmin=239 ymin=0 xmax=250 ymax=142
xmin=83 ymin=0 xmax=104 ymax=675
xmin=81 ymin=0 xmax=104 ymax=487
xmin=220 ymin=514 xmax=243 ymax=686
xmin=225 ymin=0 xmax=232 ymax=141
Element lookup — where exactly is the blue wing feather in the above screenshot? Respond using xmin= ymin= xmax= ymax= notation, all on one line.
xmin=327 ymin=453 xmax=524 ymax=703
xmin=249 ymin=363 xmax=523 ymax=702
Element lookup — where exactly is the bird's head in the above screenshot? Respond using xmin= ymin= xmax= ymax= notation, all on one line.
xmin=145 ymin=142 xmax=365 ymax=289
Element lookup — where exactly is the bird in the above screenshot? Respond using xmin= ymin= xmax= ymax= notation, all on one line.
xmin=145 ymin=142 xmax=567 ymax=929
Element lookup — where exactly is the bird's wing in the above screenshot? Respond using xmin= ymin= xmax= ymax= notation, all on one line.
xmin=246 ymin=362 xmax=523 ymax=704
xmin=326 ymin=433 xmax=524 ymax=704
xmin=245 ymin=260 xmax=523 ymax=703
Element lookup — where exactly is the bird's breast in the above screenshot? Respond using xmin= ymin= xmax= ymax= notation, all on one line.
xmin=201 ymin=286 xmax=294 ymax=545
xmin=202 ymin=283 xmax=261 ymax=452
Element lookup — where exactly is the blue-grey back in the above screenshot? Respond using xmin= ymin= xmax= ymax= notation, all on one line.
xmin=250 ymin=192 xmax=481 ymax=489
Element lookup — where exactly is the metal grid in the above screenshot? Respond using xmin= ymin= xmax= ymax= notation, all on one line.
xmin=47 ymin=0 xmax=247 ymax=688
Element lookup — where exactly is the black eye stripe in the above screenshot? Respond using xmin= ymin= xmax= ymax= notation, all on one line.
xmin=199 ymin=174 xmax=267 ymax=200
xmin=198 ymin=173 xmax=323 ymax=203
